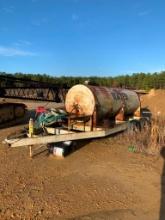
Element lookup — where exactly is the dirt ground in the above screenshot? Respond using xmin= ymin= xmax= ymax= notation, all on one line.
xmin=0 ymin=90 xmax=164 ymax=220
xmin=141 ymin=89 xmax=165 ymax=117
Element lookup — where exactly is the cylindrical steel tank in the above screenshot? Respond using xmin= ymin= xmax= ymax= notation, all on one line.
xmin=65 ymin=84 xmax=140 ymax=119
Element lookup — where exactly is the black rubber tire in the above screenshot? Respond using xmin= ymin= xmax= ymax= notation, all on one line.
xmin=127 ymin=120 xmax=141 ymax=134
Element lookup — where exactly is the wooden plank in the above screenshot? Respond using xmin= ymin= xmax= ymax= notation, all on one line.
xmin=10 ymin=122 xmax=128 ymax=148
xmin=45 ymin=127 xmax=75 ymax=135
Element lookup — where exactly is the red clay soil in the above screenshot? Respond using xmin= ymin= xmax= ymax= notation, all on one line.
xmin=141 ymin=89 xmax=165 ymax=117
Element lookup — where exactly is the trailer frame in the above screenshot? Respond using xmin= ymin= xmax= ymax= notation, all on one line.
xmin=4 ymin=121 xmax=132 ymax=157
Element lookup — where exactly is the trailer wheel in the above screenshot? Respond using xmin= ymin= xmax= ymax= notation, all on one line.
xmin=139 ymin=117 xmax=151 ymax=131
xmin=127 ymin=120 xmax=141 ymax=134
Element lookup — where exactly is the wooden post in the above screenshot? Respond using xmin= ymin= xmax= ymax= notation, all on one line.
xmin=92 ymin=108 xmax=97 ymax=130
xmin=68 ymin=116 xmax=71 ymax=131
xmin=29 ymin=145 xmax=32 ymax=158
xmin=89 ymin=115 xmax=92 ymax=131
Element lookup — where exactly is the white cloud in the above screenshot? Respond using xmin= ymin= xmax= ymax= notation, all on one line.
xmin=31 ymin=18 xmax=48 ymax=26
xmin=2 ymin=6 xmax=15 ymax=13
xmin=0 ymin=46 xmax=36 ymax=57
xmin=13 ymin=40 xmax=32 ymax=47
xmin=138 ymin=10 xmax=151 ymax=17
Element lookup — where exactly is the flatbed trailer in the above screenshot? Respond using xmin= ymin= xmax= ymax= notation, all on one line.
xmin=4 ymin=118 xmax=142 ymax=158
xmin=5 ymin=107 xmax=151 ymax=159
xmin=6 ymin=121 xmax=128 ymax=148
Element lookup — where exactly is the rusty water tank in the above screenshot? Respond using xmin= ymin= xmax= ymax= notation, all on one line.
xmin=65 ymin=84 xmax=140 ymax=119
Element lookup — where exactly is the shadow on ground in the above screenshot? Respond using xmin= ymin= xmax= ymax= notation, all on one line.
xmin=69 ymin=209 xmax=136 ymax=220
xmin=31 ymin=139 xmax=91 ymax=159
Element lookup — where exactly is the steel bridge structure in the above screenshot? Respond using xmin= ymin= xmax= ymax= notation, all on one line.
xmin=0 ymin=75 xmax=69 ymax=102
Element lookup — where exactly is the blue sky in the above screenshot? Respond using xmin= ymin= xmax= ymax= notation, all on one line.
xmin=0 ymin=0 xmax=165 ymax=76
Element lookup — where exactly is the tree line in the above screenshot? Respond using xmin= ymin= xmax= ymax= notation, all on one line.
xmin=0 ymin=71 xmax=165 ymax=90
